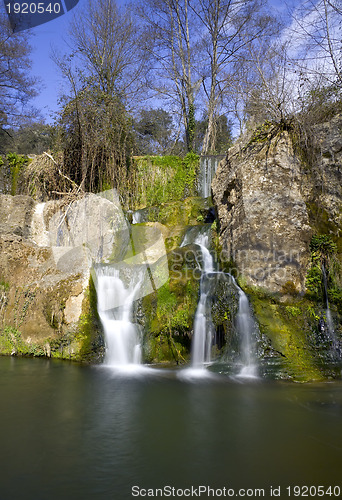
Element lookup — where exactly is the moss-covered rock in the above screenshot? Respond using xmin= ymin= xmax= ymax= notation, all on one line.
xmin=246 ymin=285 xmax=342 ymax=381
xmin=0 ymin=234 xmax=104 ymax=362
xmin=132 ymin=153 xmax=199 ymax=208
xmin=141 ymin=246 xmax=200 ymax=364
xmin=132 ymin=197 xmax=213 ymax=225
xmin=131 ymin=197 xmax=215 ymax=253
xmin=140 ymin=231 xmax=240 ymax=365
xmin=0 ymin=192 xmax=129 ymax=362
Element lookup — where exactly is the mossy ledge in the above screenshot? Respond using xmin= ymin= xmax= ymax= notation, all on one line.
xmin=0 ymin=275 xmax=104 ymax=363
xmin=245 ymin=284 xmax=335 ymax=382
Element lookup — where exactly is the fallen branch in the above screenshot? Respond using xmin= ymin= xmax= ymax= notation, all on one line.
xmin=43 ymin=151 xmax=82 ymax=191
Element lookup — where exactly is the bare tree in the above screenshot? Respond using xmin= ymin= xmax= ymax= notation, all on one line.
xmin=241 ymin=35 xmax=297 ymax=125
xmin=53 ymin=0 xmax=144 ymax=199
xmin=138 ymin=0 xmax=203 ymax=152
xmin=288 ymin=0 xmax=342 ymax=90
xmin=67 ymin=0 xmax=148 ymax=101
xmin=190 ymin=0 xmax=270 ymax=153
xmin=0 ymin=6 xmax=39 ymax=131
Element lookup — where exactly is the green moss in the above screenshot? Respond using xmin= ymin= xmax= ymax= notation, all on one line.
xmin=6 ymin=152 xmax=29 ymax=195
xmin=306 ymin=203 xmax=342 ymax=253
xmin=248 ymin=120 xmax=274 ymax=145
xmin=144 ymin=333 xmax=188 ymax=364
xmin=75 ymin=274 xmax=104 ymax=362
xmin=0 ymin=280 xmax=10 ymax=292
xmin=133 ymin=153 xmax=199 ymax=208
xmin=135 ymin=198 xmax=212 ymax=231
xmin=142 ymin=250 xmax=200 ymax=364
xmin=310 ymin=234 xmax=337 ymax=256
xmin=285 ymin=306 xmax=302 ymax=317
xmin=305 ymin=234 xmax=342 ymax=310
xmin=0 ymin=326 xmax=47 ymax=357
xmin=248 ymin=289 xmax=323 ymax=381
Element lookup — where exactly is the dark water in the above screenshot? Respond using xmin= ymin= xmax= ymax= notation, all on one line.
xmin=1 ymin=358 xmax=342 ymax=500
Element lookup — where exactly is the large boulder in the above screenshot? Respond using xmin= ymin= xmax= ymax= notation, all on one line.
xmin=0 ymin=191 xmax=129 ymax=360
xmin=212 ymin=129 xmax=312 ymax=293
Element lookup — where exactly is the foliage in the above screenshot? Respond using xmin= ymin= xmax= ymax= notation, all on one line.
xmin=133 ymin=153 xmax=199 ymax=208
xmin=0 ymin=7 xmax=38 ymax=130
xmin=306 ymin=260 xmax=323 ymax=299
xmin=2 ymin=123 xmax=55 ymax=155
xmin=306 ymin=235 xmax=341 ymax=306
xmin=133 ymin=108 xmax=177 ymax=155
xmin=56 ymin=88 xmax=135 ymax=201
xmin=309 ymin=234 xmax=337 ymax=259
xmin=54 ymin=0 xmax=147 ymax=205
xmin=194 ymin=114 xmax=233 ymax=154
xmin=0 ymin=326 xmax=46 ymax=357
xmin=6 ymin=152 xmax=29 ymax=195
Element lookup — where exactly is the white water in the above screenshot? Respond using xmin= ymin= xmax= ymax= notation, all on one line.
xmin=191 ymin=233 xmax=215 ymax=368
xmin=235 ymin=287 xmax=258 ymax=378
xmin=186 ymin=230 xmax=258 ymax=375
xmin=31 ymin=203 xmax=50 ymax=246
xmin=132 ymin=211 xmax=142 ymax=224
xmin=96 ymin=267 xmax=143 ymax=367
xmin=198 ymin=156 xmax=224 ymax=198
xmin=322 ymin=265 xmax=340 ymax=357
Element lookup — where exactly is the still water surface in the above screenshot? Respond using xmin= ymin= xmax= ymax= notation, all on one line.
xmin=0 ymin=357 xmax=342 ymax=500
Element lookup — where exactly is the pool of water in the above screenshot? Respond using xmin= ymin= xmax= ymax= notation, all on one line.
xmin=0 ymin=357 xmax=342 ymax=500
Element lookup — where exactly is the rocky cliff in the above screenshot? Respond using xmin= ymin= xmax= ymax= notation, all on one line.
xmin=212 ymin=118 xmax=342 ymax=293
xmin=212 ymin=117 xmax=342 ymax=380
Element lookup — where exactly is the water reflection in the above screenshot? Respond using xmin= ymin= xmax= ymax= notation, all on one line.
xmin=0 ymin=357 xmax=341 ymax=500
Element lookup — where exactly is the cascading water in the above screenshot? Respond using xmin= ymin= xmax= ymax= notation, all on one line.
xmin=132 ymin=211 xmax=142 ymax=224
xmin=181 ymin=227 xmax=259 ymax=374
xmin=96 ymin=267 xmax=144 ymax=367
xmin=191 ymin=232 xmax=215 ymax=368
xmin=197 ymin=156 xmax=225 ymax=198
xmin=234 ymin=286 xmax=258 ymax=378
xmin=322 ymin=264 xmax=341 ymax=358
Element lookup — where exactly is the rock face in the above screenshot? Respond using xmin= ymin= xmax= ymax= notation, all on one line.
xmin=0 ymin=191 xmax=128 ymax=360
xmin=212 ymin=118 xmax=342 ymax=380
xmin=212 ymin=129 xmax=312 ymax=292
xmin=302 ymin=114 xmax=342 ymax=247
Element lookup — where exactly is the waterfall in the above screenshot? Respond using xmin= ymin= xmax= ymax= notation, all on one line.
xmin=322 ymin=265 xmax=341 ymax=358
xmin=132 ymin=211 xmax=142 ymax=224
xmin=96 ymin=267 xmax=143 ymax=367
xmin=198 ymin=155 xmax=224 ymax=198
xmin=191 ymin=233 xmax=215 ymax=368
xmin=235 ymin=287 xmax=258 ymax=377
xmin=183 ymin=229 xmax=258 ymax=374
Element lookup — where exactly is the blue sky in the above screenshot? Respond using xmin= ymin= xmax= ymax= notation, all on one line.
xmin=29 ymin=0 xmax=85 ymax=122
xmin=28 ymin=0 xmax=291 ymax=123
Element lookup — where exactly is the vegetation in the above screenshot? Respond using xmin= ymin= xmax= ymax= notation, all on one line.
xmin=247 ymin=287 xmax=324 ymax=381
xmin=306 ymin=235 xmax=342 ymax=312
xmin=133 ymin=153 xmax=199 ymax=208
xmin=1 ymin=0 xmax=342 ymax=378
xmin=0 ymin=7 xmax=39 ymax=133
xmin=6 ymin=152 xmax=29 ymax=195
